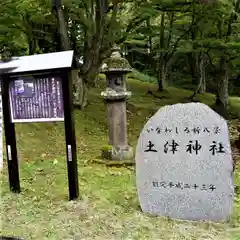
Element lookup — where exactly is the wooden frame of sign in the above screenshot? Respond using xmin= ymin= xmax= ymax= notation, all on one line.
xmin=0 ymin=51 xmax=79 ymax=200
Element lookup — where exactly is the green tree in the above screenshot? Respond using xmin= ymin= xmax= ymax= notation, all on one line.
xmin=123 ymin=0 xmax=210 ymax=91
xmin=0 ymin=0 xmax=55 ymax=56
xmin=200 ymin=0 xmax=240 ymax=116
xmin=53 ymin=0 xmax=141 ymax=108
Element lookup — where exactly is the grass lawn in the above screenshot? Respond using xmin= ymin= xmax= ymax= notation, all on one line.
xmin=1 ymin=79 xmax=240 ymax=240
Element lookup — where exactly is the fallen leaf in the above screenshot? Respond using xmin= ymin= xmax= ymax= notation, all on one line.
xmin=109 ymin=171 xmax=122 ymax=176
xmin=125 ymin=195 xmax=131 ymax=200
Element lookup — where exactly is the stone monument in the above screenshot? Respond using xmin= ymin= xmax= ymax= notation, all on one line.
xmin=136 ymin=102 xmax=234 ymax=221
xmin=100 ymin=47 xmax=134 ymax=163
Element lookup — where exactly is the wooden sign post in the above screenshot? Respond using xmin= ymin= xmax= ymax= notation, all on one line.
xmin=0 ymin=51 xmax=79 ymax=200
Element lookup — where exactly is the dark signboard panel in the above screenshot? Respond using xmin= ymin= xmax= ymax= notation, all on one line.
xmin=9 ymin=75 xmax=64 ymax=122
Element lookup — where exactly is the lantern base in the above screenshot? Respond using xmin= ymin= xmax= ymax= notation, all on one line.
xmin=101 ymin=145 xmax=134 ymax=162
xmin=93 ymin=158 xmax=134 ymax=166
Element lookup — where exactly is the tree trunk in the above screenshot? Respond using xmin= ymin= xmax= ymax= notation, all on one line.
xmin=55 ymin=5 xmax=71 ymax=50
xmin=72 ymin=70 xmax=88 ymax=109
xmin=146 ymin=17 xmax=152 ymax=71
xmin=188 ymin=53 xmax=198 ymax=85
xmin=200 ymin=56 xmax=206 ymax=92
xmin=189 ymin=2 xmax=198 ymax=86
xmin=189 ymin=53 xmax=206 ymax=100
xmin=73 ymin=52 xmax=102 ymax=108
xmin=216 ymin=58 xmax=229 ymax=109
xmin=213 ymin=57 xmax=229 ymax=119
xmin=53 ymin=2 xmax=89 ymax=109
xmin=197 ymin=53 xmax=206 ymax=93
xmin=217 ymin=73 xmax=228 ymax=108
xmin=28 ymin=38 xmax=37 ymax=55
xmin=53 ymin=0 xmax=119 ymax=109
xmin=157 ymin=61 xmax=167 ymax=91
xmin=157 ymin=12 xmax=167 ymax=91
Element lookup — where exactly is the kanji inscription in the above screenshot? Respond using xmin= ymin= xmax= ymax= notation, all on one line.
xmin=152 ymin=181 xmax=216 ymax=191
xmin=146 ymin=126 xmax=221 ymax=135
xmin=9 ymin=75 xmax=64 ymax=122
xmin=144 ymin=139 xmax=226 ymax=156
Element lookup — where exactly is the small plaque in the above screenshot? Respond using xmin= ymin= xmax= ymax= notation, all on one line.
xmin=14 ymin=80 xmax=25 ymax=95
xmin=9 ymin=75 xmax=64 ymax=122
xmin=7 ymin=145 xmax=12 ymax=161
xmin=67 ymin=145 xmax=72 ymax=161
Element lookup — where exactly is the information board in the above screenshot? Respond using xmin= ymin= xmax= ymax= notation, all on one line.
xmin=9 ymin=75 xmax=64 ymax=122
xmin=1 ymin=50 xmax=79 ymax=200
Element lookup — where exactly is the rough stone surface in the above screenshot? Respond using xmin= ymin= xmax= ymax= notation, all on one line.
xmin=100 ymin=49 xmax=132 ymax=73
xmin=102 ymin=145 xmax=134 ymax=161
xmin=106 ymin=101 xmax=127 ymax=147
xmin=101 ymin=89 xmax=131 ymax=100
xmin=135 ymin=103 xmax=234 ymax=221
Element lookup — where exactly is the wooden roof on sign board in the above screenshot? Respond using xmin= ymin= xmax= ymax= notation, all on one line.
xmin=0 ymin=50 xmax=74 ymax=74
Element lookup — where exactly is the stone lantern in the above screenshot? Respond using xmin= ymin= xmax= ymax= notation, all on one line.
xmin=100 ymin=47 xmax=134 ymax=162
